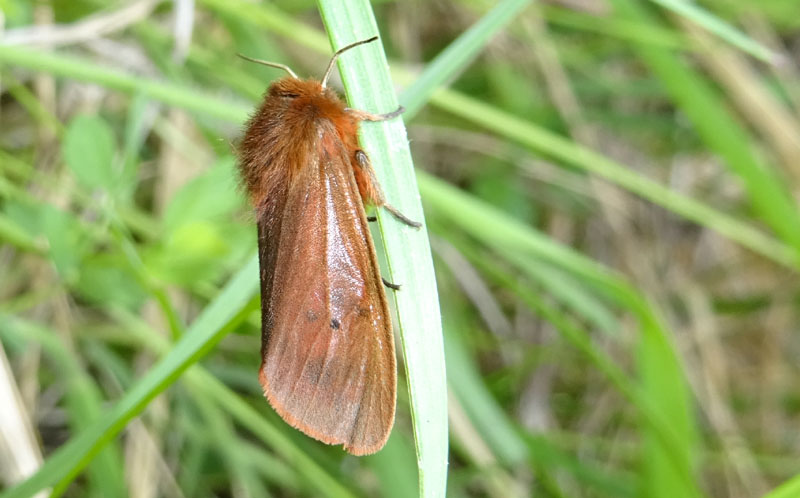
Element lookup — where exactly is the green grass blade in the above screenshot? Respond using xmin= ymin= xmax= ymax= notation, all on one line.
xmin=1 ymin=320 xmax=126 ymax=498
xmin=0 ymin=44 xmax=246 ymax=123
xmin=609 ymin=0 xmax=800 ymax=255
xmin=199 ymin=0 xmax=329 ymax=53
xmin=648 ymin=0 xmax=777 ymax=62
xmin=400 ymin=0 xmax=532 ymax=119
xmin=637 ymin=307 xmax=701 ymax=498
xmin=419 ymin=171 xmax=702 ymax=496
xmin=763 ymin=474 xmax=800 ymax=498
xmin=542 ymin=5 xmax=688 ymax=49
xmin=189 ymin=369 xmax=358 ymax=498
xmin=426 ymin=89 xmax=800 ymax=270
xmin=443 ymin=244 xmax=636 ymax=496
xmin=443 ymin=318 xmax=528 ymax=467
xmin=316 ymin=2 xmax=447 ymax=497
xmin=498 ymin=249 xmax=619 ymax=335
xmin=0 ymin=256 xmax=260 ymax=498
xmin=368 ymin=433 xmax=419 ymax=498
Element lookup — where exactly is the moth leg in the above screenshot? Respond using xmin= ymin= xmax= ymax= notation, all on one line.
xmin=382 ymin=277 xmax=401 ymax=291
xmin=347 ymin=105 xmax=404 ymax=122
xmin=383 ymin=204 xmax=421 ymax=228
xmin=354 ymin=150 xmax=422 ymax=228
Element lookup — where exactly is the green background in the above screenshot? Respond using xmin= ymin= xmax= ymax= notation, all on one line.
xmin=1 ymin=0 xmax=800 ymax=497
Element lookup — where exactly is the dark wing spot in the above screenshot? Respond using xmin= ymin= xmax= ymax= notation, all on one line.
xmin=306 ymin=310 xmax=318 ymax=322
xmin=330 ymin=318 xmax=340 ymax=330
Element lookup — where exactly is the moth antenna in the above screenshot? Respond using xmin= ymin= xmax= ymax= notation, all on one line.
xmin=237 ymin=54 xmax=298 ymax=79
xmin=321 ymin=36 xmax=379 ymax=88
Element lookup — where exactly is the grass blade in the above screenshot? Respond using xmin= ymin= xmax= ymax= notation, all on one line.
xmin=401 ymin=0 xmax=532 ymax=119
xmin=648 ymin=0 xmax=777 ymax=62
xmin=0 ymin=257 xmax=259 ymax=498
xmin=609 ymin=0 xmax=800 ymax=255
xmin=316 ymin=2 xmax=447 ymax=497
xmin=419 ymin=171 xmax=702 ymax=496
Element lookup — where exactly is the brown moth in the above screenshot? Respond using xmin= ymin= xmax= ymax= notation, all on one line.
xmin=237 ymin=37 xmax=419 ymax=455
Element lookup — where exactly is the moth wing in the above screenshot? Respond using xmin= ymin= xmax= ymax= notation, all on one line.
xmin=256 ymin=123 xmax=396 ymax=455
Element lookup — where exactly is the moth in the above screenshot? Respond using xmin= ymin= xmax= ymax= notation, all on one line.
xmin=237 ymin=37 xmax=419 ymax=455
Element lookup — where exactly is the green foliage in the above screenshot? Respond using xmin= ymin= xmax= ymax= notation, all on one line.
xmin=63 ymin=115 xmax=118 ymax=191
xmin=1 ymin=0 xmax=799 ymax=497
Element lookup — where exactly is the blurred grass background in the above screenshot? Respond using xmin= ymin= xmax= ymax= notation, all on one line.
xmin=2 ymin=0 xmax=800 ymax=497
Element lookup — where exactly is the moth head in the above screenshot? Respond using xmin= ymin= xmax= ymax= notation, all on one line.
xmin=267 ymin=77 xmax=320 ymax=100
